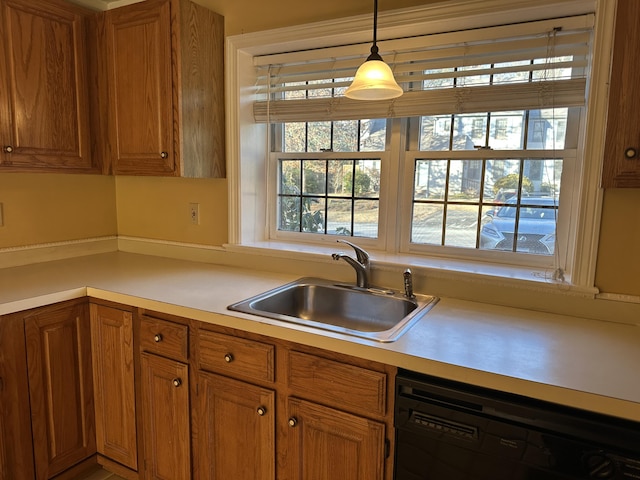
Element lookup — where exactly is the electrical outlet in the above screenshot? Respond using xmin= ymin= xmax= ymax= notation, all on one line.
xmin=189 ymin=203 xmax=200 ymax=225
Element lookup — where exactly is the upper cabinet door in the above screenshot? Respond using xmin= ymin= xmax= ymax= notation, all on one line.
xmin=0 ymin=0 xmax=94 ymax=171
xmin=104 ymin=0 xmax=175 ymax=176
xmin=602 ymin=0 xmax=640 ymax=187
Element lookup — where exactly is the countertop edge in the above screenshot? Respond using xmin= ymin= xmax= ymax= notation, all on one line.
xmin=87 ymin=286 xmax=640 ymax=423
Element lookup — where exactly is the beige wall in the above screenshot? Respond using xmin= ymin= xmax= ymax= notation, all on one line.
xmin=1 ymin=0 xmax=639 ymax=297
xmin=595 ymin=189 xmax=640 ymax=296
xmin=115 ymin=176 xmax=227 ymax=245
xmin=0 ymin=173 xmax=116 ymax=247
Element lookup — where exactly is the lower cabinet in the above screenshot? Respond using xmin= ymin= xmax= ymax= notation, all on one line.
xmin=139 ymin=314 xmax=191 ymax=480
xmin=90 ymin=303 xmax=138 ymax=471
xmin=196 ymin=372 xmax=275 ymax=480
xmin=1 ymin=301 xmax=394 ymax=480
xmin=282 ymin=350 xmax=390 ymax=480
xmin=0 ymin=312 xmax=35 ymax=480
xmin=193 ymin=323 xmax=395 ymax=480
xmin=90 ymin=305 xmax=192 ymax=479
xmin=24 ymin=299 xmax=96 ymax=480
xmin=285 ymin=398 xmax=385 ymax=480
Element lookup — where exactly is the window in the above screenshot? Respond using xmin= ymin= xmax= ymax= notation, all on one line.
xmin=277 ymin=157 xmax=382 ymax=237
xmin=229 ymin=0 xmax=611 ymax=289
xmin=258 ymin=14 xmax=590 ymax=265
xmin=409 ymin=107 xmax=570 ymax=255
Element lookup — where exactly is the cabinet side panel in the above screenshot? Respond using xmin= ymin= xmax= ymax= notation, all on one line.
xmin=176 ymin=0 xmax=225 ymax=178
xmin=87 ymin=12 xmax=111 ymax=174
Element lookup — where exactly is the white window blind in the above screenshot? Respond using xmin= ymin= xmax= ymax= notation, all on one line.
xmin=254 ymin=14 xmax=594 ymax=123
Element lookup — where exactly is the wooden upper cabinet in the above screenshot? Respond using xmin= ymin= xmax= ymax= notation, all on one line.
xmin=102 ymin=0 xmax=174 ymax=175
xmin=99 ymin=0 xmax=225 ymax=177
xmin=0 ymin=0 xmax=95 ymax=172
xmin=602 ymin=0 xmax=640 ymax=187
xmin=24 ymin=299 xmax=96 ymax=480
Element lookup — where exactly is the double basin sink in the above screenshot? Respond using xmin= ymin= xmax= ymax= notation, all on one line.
xmin=228 ymin=277 xmax=439 ymax=342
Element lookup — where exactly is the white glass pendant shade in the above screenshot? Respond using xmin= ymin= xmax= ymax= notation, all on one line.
xmin=344 ymin=0 xmax=403 ymax=101
xmin=345 ymin=57 xmax=403 ymax=100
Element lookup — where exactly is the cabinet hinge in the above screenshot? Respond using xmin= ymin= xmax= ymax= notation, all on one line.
xmin=385 ymin=438 xmax=391 ymax=459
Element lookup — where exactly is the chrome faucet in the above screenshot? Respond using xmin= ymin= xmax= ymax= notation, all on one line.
xmin=331 ymin=240 xmax=370 ymax=288
xmin=403 ymin=268 xmax=416 ymax=299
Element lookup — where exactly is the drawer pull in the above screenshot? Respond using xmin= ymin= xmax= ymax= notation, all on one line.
xmin=625 ymin=147 xmax=638 ymax=159
xmin=160 ymin=151 xmax=169 ymax=159
xmin=224 ymin=353 xmax=234 ymax=363
xmin=172 ymin=378 xmax=182 ymax=387
xmin=154 ymin=333 xmax=163 ymax=343
xmin=3 ymin=145 xmax=13 ymax=153
xmin=256 ymin=406 xmax=267 ymax=416
xmin=288 ymin=417 xmax=298 ymax=427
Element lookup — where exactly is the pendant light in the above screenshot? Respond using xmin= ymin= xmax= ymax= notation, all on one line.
xmin=345 ymin=0 xmax=403 ymax=101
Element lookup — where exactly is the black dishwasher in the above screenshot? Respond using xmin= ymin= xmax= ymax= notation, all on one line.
xmin=394 ymin=369 xmax=640 ymax=479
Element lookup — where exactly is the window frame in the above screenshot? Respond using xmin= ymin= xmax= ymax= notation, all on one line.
xmin=226 ymin=0 xmax=613 ymax=291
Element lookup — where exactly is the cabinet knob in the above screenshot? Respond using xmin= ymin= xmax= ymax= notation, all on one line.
xmin=160 ymin=151 xmax=169 ymax=159
xmin=172 ymin=378 xmax=182 ymax=387
xmin=256 ymin=406 xmax=267 ymax=416
xmin=288 ymin=417 xmax=298 ymax=427
xmin=154 ymin=333 xmax=163 ymax=343
xmin=224 ymin=353 xmax=234 ymax=363
xmin=624 ymin=147 xmax=637 ymax=159
xmin=3 ymin=145 xmax=13 ymax=153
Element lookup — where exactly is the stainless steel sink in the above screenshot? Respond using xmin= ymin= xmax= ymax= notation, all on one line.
xmin=227 ymin=277 xmax=438 ymax=342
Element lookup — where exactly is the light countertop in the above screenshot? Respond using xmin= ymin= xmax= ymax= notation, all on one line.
xmin=1 ymin=251 xmax=639 ymax=422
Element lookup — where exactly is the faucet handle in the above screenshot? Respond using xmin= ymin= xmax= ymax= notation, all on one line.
xmin=336 ymin=239 xmax=369 ymax=264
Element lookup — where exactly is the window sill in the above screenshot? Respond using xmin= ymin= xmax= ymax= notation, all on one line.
xmin=224 ymin=240 xmax=600 ymax=300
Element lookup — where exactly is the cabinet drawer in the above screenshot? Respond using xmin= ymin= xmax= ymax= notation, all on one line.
xmin=140 ymin=316 xmax=188 ymax=362
xmin=288 ymin=351 xmax=387 ymax=417
xmin=198 ymin=330 xmax=275 ymax=383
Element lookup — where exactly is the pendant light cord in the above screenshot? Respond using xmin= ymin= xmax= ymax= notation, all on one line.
xmin=373 ymin=0 xmax=378 ymax=47
xmin=368 ymin=0 xmax=383 ymax=61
